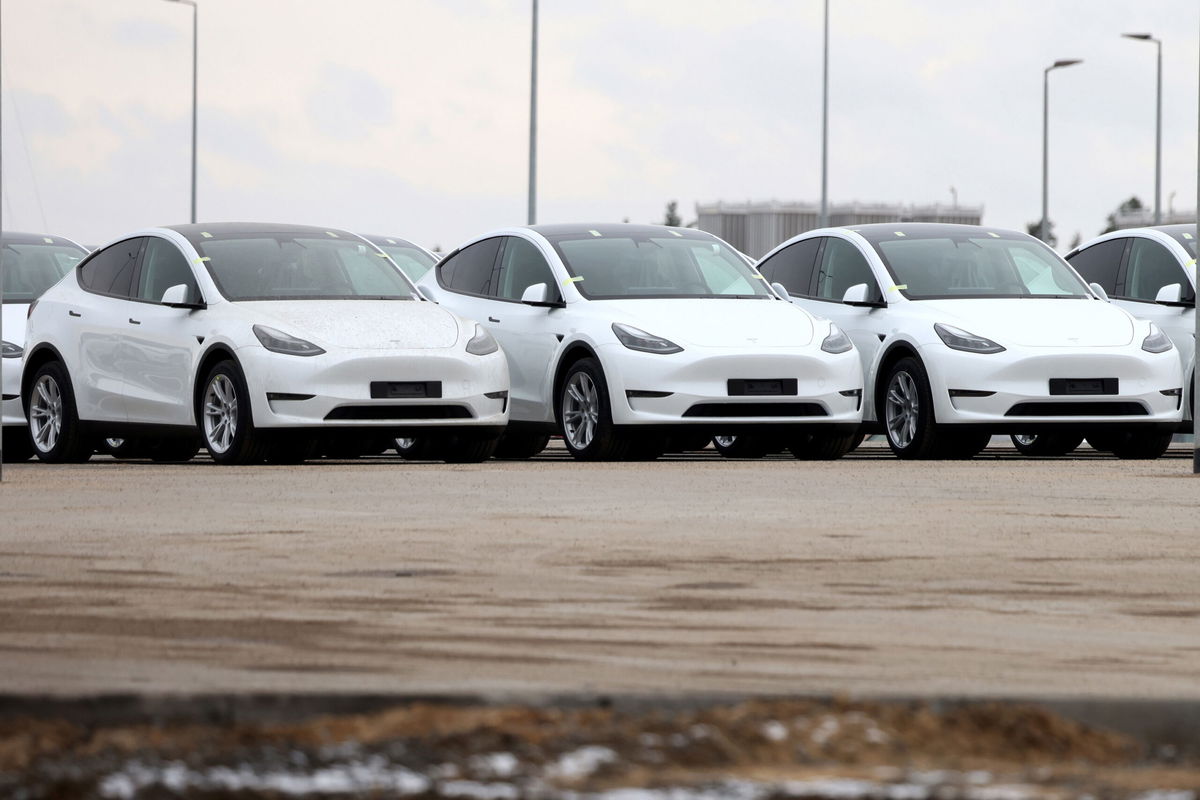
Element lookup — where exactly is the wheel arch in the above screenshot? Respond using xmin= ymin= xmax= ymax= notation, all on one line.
xmin=20 ymin=343 xmax=68 ymax=410
xmin=192 ymin=344 xmax=244 ymax=426
xmin=871 ymin=341 xmax=923 ymax=422
xmin=551 ymin=340 xmax=602 ymax=423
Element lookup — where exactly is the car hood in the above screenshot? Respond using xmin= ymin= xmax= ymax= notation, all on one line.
xmin=605 ymin=298 xmax=815 ymax=348
xmin=920 ymin=298 xmax=1135 ymax=348
xmin=2 ymin=303 xmax=30 ymax=346
xmin=246 ymin=300 xmax=461 ymax=350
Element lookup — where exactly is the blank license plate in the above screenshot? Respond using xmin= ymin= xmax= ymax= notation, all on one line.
xmin=1049 ymin=378 xmax=1118 ymax=396
xmin=370 ymin=381 xmax=442 ymax=399
xmin=728 ymin=379 xmax=798 ymax=396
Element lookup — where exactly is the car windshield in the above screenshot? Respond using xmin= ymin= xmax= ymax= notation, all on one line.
xmin=187 ymin=232 xmax=419 ymax=301
xmin=1165 ymin=227 xmax=1197 ymax=257
xmin=370 ymin=239 xmax=437 ymax=283
xmin=549 ymin=233 xmax=772 ymax=299
xmin=862 ymin=231 xmax=1090 ymax=299
xmin=1 ymin=240 xmax=87 ymax=303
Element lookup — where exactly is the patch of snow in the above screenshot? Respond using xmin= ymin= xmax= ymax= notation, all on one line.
xmin=762 ymin=720 xmax=789 ymax=742
xmin=548 ymin=746 xmax=618 ymax=780
xmin=810 ymin=716 xmax=841 ymax=745
xmin=1132 ymin=793 xmax=1196 ymax=800
xmin=441 ymin=779 xmax=521 ymax=799
xmin=469 ymin=752 xmax=519 ymax=778
xmin=97 ymin=759 xmax=432 ymax=797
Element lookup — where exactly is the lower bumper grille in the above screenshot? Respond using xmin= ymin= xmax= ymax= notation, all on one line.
xmin=682 ymin=402 xmax=827 ymax=418
xmin=1005 ymin=401 xmax=1147 ymax=417
xmin=325 ymin=405 xmax=473 ymax=421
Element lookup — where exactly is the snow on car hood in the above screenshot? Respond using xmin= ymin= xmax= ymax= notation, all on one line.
xmin=922 ymin=298 xmax=1134 ymax=348
xmin=246 ymin=300 xmax=461 ymax=350
xmin=608 ymin=298 xmax=815 ymax=348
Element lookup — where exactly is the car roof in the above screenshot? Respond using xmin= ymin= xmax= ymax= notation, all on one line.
xmin=165 ymin=222 xmax=357 ymax=238
xmin=0 ymin=231 xmax=87 ymax=248
xmin=1149 ymin=223 xmax=1197 ymax=234
xmin=839 ymin=222 xmax=1022 ymax=238
xmin=527 ymin=223 xmax=716 ymax=240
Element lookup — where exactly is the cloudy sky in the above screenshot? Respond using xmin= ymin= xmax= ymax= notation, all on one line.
xmin=1 ymin=0 xmax=1197 ymax=252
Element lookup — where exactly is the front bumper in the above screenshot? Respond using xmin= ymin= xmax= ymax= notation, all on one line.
xmin=2 ymin=356 xmax=23 ymax=427
xmin=923 ymin=343 xmax=1183 ymax=430
xmin=239 ymin=345 xmax=509 ymax=431
xmin=598 ymin=343 xmax=864 ymax=428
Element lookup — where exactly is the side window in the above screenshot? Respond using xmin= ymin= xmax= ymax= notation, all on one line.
xmin=757 ymin=238 xmax=821 ymax=295
xmin=78 ymin=238 xmax=143 ymax=298
xmin=1066 ymin=239 xmax=1125 ymax=294
xmin=1124 ymin=238 xmax=1189 ymax=302
xmin=438 ymin=238 xmax=501 ymax=297
xmin=497 ymin=237 xmax=559 ymax=301
xmin=137 ymin=238 xmax=201 ymax=304
xmin=815 ymin=238 xmax=879 ymax=302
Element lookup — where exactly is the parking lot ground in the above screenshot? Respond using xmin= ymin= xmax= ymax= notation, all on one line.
xmin=0 ymin=441 xmax=1197 ymax=699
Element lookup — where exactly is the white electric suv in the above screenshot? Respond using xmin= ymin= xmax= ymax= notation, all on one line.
xmin=2 ymin=231 xmax=89 ymax=461
xmin=21 ymin=223 xmax=509 ymax=464
xmin=412 ymin=223 xmax=864 ymax=461
xmin=757 ymin=223 xmax=1183 ymax=459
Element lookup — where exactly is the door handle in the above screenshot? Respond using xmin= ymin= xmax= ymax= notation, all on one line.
xmin=488 ymin=316 xmax=500 ymax=323
xmin=128 ymin=318 xmax=142 ymax=325
xmin=68 ymin=310 xmax=81 ymax=317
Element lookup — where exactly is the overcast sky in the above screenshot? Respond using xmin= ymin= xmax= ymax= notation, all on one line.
xmin=1 ymin=0 xmax=1197 ymax=252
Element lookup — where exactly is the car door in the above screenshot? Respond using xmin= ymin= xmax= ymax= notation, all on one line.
xmin=1065 ymin=237 xmax=1127 ymax=300
xmin=1114 ymin=236 xmax=1195 ymax=382
xmin=431 ymin=236 xmax=504 ymax=334
xmin=489 ymin=236 xmax=566 ymax=422
xmin=69 ymin=237 xmax=146 ymax=422
xmin=121 ymin=236 xmax=208 ymax=426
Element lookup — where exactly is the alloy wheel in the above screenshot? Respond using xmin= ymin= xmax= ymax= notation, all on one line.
xmin=885 ymin=371 xmax=919 ymax=449
xmin=712 ymin=435 xmax=737 ymax=448
xmin=562 ymin=371 xmax=600 ymax=450
xmin=29 ymin=375 xmax=63 ymax=453
xmin=203 ymin=374 xmax=238 ymax=454
xmin=1012 ymin=434 xmax=1037 ymax=447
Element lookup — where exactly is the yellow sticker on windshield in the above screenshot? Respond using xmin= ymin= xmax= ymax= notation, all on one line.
xmin=1184 ymin=232 xmax=1194 ymax=240
xmin=890 ymin=284 xmax=908 ymax=291
xmin=200 ymin=232 xmax=213 ymax=238
xmin=753 ymin=273 xmax=768 ymax=280
xmin=42 ymin=237 xmax=53 ymax=244
xmin=588 ymin=230 xmax=602 ymax=237
xmin=325 ymin=231 xmax=339 ymax=238
xmin=669 ymin=230 xmax=683 ymax=237
xmin=563 ymin=276 xmax=584 ymax=285
xmin=194 ymin=257 xmax=211 ymax=263
xmin=1188 ymin=258 xmax=1197 ymax=267
xmin=987 ymin=232 xmax=1001 ymax=238
xmin=894 ymin=231 xmax=906 ymax=237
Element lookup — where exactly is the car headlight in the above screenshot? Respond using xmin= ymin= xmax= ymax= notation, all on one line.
xmin=612 ymin=322 xmax=683 ymax=354
xmin=820 ymin=324 xmax=853 ymax=354
xmin=1141 ymin=323 xmax=1173 ymax=353
xmin=934 ymin=323 xmax=1005 ymax=354
xmin=252 ymin=325 xmax=325 ymax=357
xmin=0 ymin=340 xmax=22 ymax=359
xmin=465 ymin=324 xmax=499 ymax=356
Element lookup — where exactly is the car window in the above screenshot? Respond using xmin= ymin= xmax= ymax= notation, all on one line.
xmin=497 ymin=237 xmax=559 ymax=301
xmin=439 ymin=238 xmax=501 ymax=297
xmin=78 ymin=238 xmax=143 ymax=298
xmin=1066 ymin=239 xmax=1126 ymax=294
xmin=814 ymin=238 xmax=880 ymax=302
xmin=1124 ymin=238 xmax=1189 ymax=302
xmin=757 ymin=238 xmax=820 ymax=296
xmin=374 ymin=240 xmax=436 ymax=283
xmin=1 ymin=241 xmax=86 ymax=303
xmin=137 ymin=238 xmax=201 ymax=304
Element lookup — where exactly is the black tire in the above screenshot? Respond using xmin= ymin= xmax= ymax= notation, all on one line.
xmin=100 ymin=437 xmax=150 ymax=459
xmin=711 ymin=434 xmax=769 ymax=459
xmin=394 ymin=437 xmax=442 ymax=460
xmin=197 ymin=359 xmax=271 ymax=465
xmin=265 ymin=436 xmax=317 ymax=465
xmin=1109 ymin=430 xmax=1174 ymax=460
xmin=666 ymin=432 xmax=713 ymax=453
xmin=625 ymin=434 xmax=666 ymax=461
xmin=557 ymin=358 xmax=629 ymax=461
xmin=1085 ymin=433 xmax=1121 ymax=453
xmin=1 ymin=427 xmax=35 ymax=462
xmin=1010 ymin=433 xmax=1083 ymax=457
xmin=935 ymin=431 xmax=992 ymax=459
xmin=493 ymin=431 xmax=551 ymax=459
xmin=441 ymin=434 xmax=500 ymax=464
xmin=881 ymin=357 xmax=941 ymax=459
xmin=846 ymin=431 xmax=866 ymax=453
xmin=150 ymin=437 xmax=202 ymax=463
xmin=789 ymin=430 xmax=859 ymax=460
xmin=25 ymin=361 xmax=93 ymax=463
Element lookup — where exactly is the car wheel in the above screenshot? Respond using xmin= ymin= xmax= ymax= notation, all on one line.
xmin=493 ymin=431 xmax=550 ymax=459
xmin=441 ymin=434 xmax=500 ymax=463
xmin=666 ymin=432 xmax=713 ymax=453
xmin=1010 ymin=433 xmax=1083 ymax=457
xmin=1085 ymin=433 xmax=1121 ymax=453
xmin=26 ymin=362 xmax=93 ymax=463
xmin=626 ymin=434 xmax=667 ymax=461
xmin=150 ymin=437 xmax=202 ymax=463
xmin=265 ymin=436 xmax=316 ymax=465
xmin=1 ymin=427 xmax=35 ymax=462
xmin=394 ymin=437 xmax=442 ymax=460
xmin=935 ymin=431 xmax=992 ymax=459
xmin=101 ymin=437 xmax=150 ymax=459
xmin=711 ymin=434 xmax=769 ymax=459
xmin=199 ymin=359 xmax=270 ymax=465
xmin=558 ymin=358 xmax=628 ymax=461
xmin=1109 ymin=430 xmax=1174 ymax=460
xmin=789 ymin=430 xmax=859 ymax=460
xmin=882 ymin=357 xmax=940 ymax=459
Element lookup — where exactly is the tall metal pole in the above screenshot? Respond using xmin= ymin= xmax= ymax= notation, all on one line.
xmin=527 ymin=0 xmax=537 ymax=226
xmin=1194 ymin=12 xmax=1199 ymax=474
xmin=1155 ymin=38 xmax=1162 ymax=225
xmin=1040 ymin=59 xmax=1082 ymax=244
xmin=163 ymin=0 xmax=197 ymax=222
xmin=819 ymin=0 xmax=828 ymax=228
xmin=1 ymin=0 xmax=6 ymax=481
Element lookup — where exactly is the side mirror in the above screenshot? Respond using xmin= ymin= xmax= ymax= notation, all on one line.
xmin=771 ymin=281 xmax=792 ymax=302
xmin=842 ymin=282 xmax=884 ymax=308
xmin=1089 ymin=282 xmax=1110 ymax=302
xmin=161 ymin=284 xmax=205 ymax=309
xmin=1154 ymin=283 xmax=1188 ymax=307
xmin=520 ymin=282 xmax=564 ymax=308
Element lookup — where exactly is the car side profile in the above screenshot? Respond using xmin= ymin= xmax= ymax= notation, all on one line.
xmin=758 ymin=223 xmax=1183 ymax=459
xmin=1 ymin=231 xmax=89 ymax=461
xmin=21 ymin=223 xmax=509 ymax=464
xmin=414 ymin=223 xmax=864 ymax=461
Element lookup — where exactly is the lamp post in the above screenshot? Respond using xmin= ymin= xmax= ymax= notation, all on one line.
xmin=163 ymin=0 xmax=197 ymax=224
xmin=818 ymin=0 xmax=829 ymax=228
xmin=1122 ymin=34 xmax=1162 ymax=225
xmin=527 ymin=0 xmax=537 ymax=226
xmin=1041 ymin=58 xmax=1082 ymax=245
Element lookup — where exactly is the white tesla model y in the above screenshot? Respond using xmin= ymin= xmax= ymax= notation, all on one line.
xmin=21 ymin=223 xmax=509 ymax=464
xmin=757 ymin=223 xmax=1183 ymax=459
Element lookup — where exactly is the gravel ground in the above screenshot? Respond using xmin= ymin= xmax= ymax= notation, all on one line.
xmin=0 ymin=441 xmax=1197 ymax=699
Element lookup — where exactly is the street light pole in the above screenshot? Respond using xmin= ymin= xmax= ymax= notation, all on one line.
xmin=1041 ymin=59 xmax=1082 ymax=245
xmin=819 ymin=0 xmax=829 ymax=229
xmin=163 ymin=0 xmax=197 ymax=224
xmin=527 ymin=0 xmax=538 ymax=226
xmin=1123 ymin=34 xmax=1162 ymax=225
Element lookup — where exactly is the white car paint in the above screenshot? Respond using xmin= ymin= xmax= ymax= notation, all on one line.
xmin=417 ymin=223 xmax=863 ymax=460
xmin=757 ymin=223 xmax=1182 ymax=458
xmin=21 ymin=223 xmax=508 ymax=463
